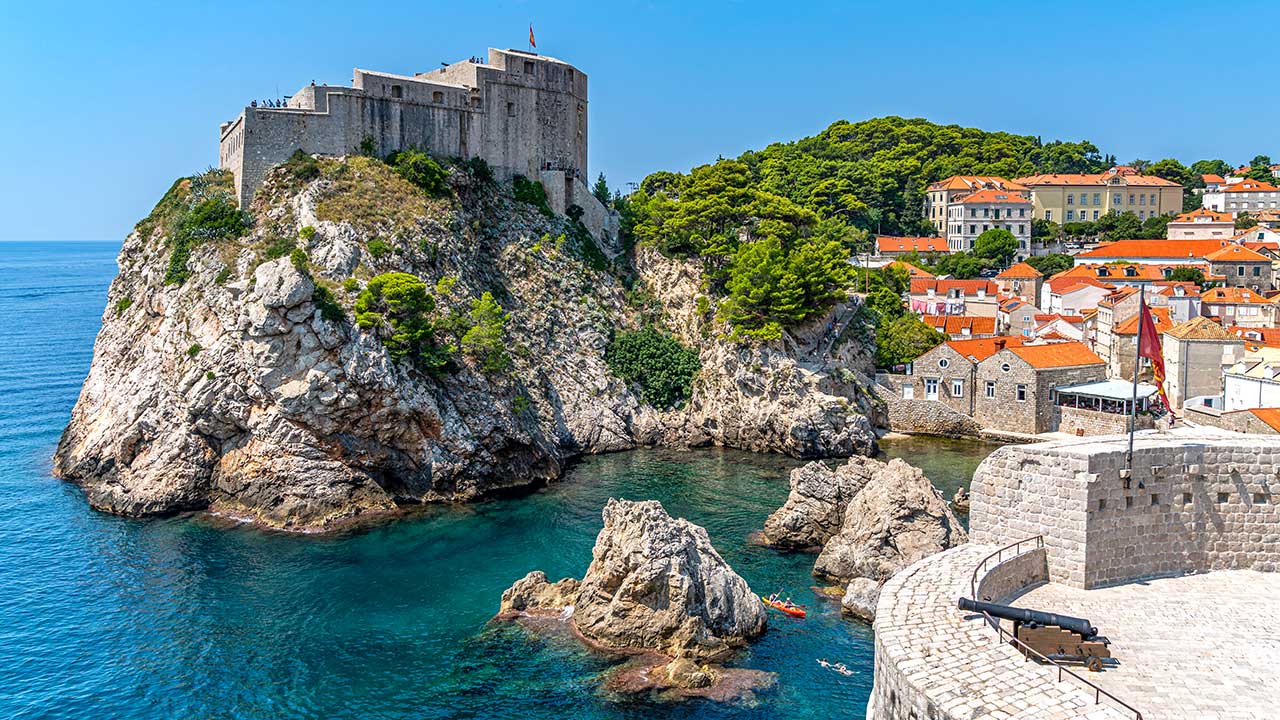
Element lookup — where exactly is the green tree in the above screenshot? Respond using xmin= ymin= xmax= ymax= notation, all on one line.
xmin=972 ymin=228 xmax=1020 ymax=266
xmin=1146 ymin=158 xmax=1192 ymax=188
xmin=460 ymin=292 xmax=511 ymax=373
xmin=592 ymin=173 xmax=611 ymax=207
xmin=1189 ymin=159 xmax=1232 ymax=179
xmin=875 ymin=315 xmax=946 ymax=369
xmin=354 ymin=272 xmax=450 ymax=371
xmin=1245 ymin=155 xmax=1275 ymax=182
xmin=933 ymin=252 xmax=988 ymax=279
xmin=1031 ymin=218 xmax=1061 ymax=242
xmin=387 ymin=149 xmax=449 ymax=196
xmin=605 ymin=327 xmax=702 ymax=409
xmin=1167 ymin=266 xmax=1205 ymax=283
xmin=1236 ymin=211 xmax=1256 ymax=230
xmin=1024 ymin=253 xmax=1072 ymax=276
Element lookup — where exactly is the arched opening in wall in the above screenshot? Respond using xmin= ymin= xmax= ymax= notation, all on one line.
xmin=432 ymin=91 xmax=443 ymax=103
xmin=391 ymin=85 xmax=403 ymax=99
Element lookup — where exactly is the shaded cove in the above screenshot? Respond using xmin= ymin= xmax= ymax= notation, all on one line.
xmin=0 ymin=241 xmax=995 ymax=719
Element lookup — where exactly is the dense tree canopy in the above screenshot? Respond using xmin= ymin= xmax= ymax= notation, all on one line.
xmin=972 ymin=228 xmax=1019 ymax=266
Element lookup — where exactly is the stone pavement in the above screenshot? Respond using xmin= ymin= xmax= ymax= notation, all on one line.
xmin=1016 ymin=571 xmax=1280 ymax=720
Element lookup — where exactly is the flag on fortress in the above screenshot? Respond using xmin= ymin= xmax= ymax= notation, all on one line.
xmin=1136 ymin=296 xmax=1172 ymax=413
xmin=529 ymin=24 xmax=536 ymax=48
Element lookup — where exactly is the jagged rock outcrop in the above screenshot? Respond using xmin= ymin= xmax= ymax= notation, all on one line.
xmin=572 ymin=498 xmax=767 ymax=661
xmin=760 ymin=456 xmax=885 ymax=549
xmin=498 ymin=571 xmax=581 ymax=615
xmin=55 ymin=158 xmax=881 ymax=531
xmin=813 ymin=458 xmax=967 ymax=585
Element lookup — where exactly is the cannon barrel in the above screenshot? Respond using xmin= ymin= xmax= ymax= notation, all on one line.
xmin=958 ymin=597 xmax=1098 ymax=639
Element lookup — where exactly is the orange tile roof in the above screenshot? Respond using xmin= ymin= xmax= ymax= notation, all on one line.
xmin=1202 ymin=287 xmax=1271 ymax=304
xmin=1170 ymin=208 xmax=1233 ymax=223
xmin=1006 ymin=342 xmax=1104 ymax=368
xmin=943 ymin=336 xmax=1026 ymax=362
xmin=909 ymin=278 xmax=998 ymax=295
xmin=1204 ymin=244 xmax=1272 ymax=262
xmin=928 ymin=175 xmax=1028 ymax=192
xmin=922 ymin=315 xmax=997 ymax=336
xmin=886 ymin=260 xmax=935 ymax=279
xmin=1013 ymin=173 xmax=1181 ymax=187
xmin=1076 ymin=239 xmax=1233 ymax=260
xmin=1046 ymin=274 xmax=1115 ymax=294
xmin=1246 ymin=408 xmax=1280 ymax=432
xmin=1114 ymin=307 xmax=1173 ymax=336
xmin=996 ymin=261 xmax=1043 ymax=279
xmin=1221 ymin=179 xmax=1280 ymax=193
xmin=1164 ymin=316 xmax=1237 ymax=341
xmin=1054 ymin=263 xmax=1175 ymax=283
xmin=877 ymin=235 xmax=949 ymax=254
xmin=1229 ymin=326 xmax=1280 ymax=348
xmin=1155 ymin=281 xmax=1202 ymax=298
xmin=1202 ymin=174 xmax=1226 ymax=184
xmin=955 ymin=188 xmax=1031 ymax=204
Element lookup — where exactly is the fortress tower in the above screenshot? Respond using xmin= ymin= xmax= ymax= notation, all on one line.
xmin=219 ymin=48 xmax=615 ymax=239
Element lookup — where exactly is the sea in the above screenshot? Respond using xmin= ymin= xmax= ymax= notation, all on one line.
xmin=0 ymin=240 xmax=995 ymax=719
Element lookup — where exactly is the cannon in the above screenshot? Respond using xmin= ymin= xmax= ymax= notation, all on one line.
xmin=958 ymin=597 xmax=1111 ymax=671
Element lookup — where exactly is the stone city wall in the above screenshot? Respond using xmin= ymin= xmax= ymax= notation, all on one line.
xmin=974 ymin=547 xmax=1048 ymax=602
xmin=971 ymin=432 xmax=1280 ymax=588
xmin=1057 ymin=406 xmax=1153 ymax=437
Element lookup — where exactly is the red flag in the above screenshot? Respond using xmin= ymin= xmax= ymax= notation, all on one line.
xmin=1136 ymin=296 xmax=1173 ymax=413
xmin=529 ymin=24 xmax=536 ymax=48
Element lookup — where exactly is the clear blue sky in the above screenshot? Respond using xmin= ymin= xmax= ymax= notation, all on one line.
xmin=2 ymin=0 xmax=1276 ymax=241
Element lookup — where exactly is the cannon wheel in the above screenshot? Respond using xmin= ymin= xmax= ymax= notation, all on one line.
xmin=1086 ymin=656 xmax=1103 ymax=672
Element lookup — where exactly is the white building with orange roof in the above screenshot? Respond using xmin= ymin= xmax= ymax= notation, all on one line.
xmin=1154 ymin=281 xmax=1202 ymax=323
xmin=921 ymin=315 xmax=997 ymax=340
xmin=923 ymin=175 xmax=1027 ymax=237
xmin=942 ymin=188 xmax=1034 ymax=256
xmin=1014 ymin=167 xmax=1183 ymax=224
xmin=1202 ymin=178 xmax=1280 ymax=214
xmin=1041 ymin=274 xmax=1114 ymax=316
xmin=993 ymin=261 xmax=1042 ymax=301
xmin=1162 ymin=317 xmax=1245 ymax=410
xmin=998 ymin=296 xmax=1042 ymax=337
xmin=1166 ymin=208 xmax=1235 ymax=240
xmin=1073 ymin=238 xmax=1234 ymax=265
xmin=1204 ymin=243 xmax=1275 ymax=290
xmin=1200 ymin=287 xmax=1276 ymax=328
xmin=1233 ymin=225 xmax=1280 ymax=245
xmin=875 ymin=235 xmax=949 ymax=257
xmin=1031 ymin=314 xmax=1086 ymax=342
xmin=908 ymin=278 xmax=999 ymax=317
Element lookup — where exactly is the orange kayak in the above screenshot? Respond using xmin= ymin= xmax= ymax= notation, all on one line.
xmin=761 ymin=595 xmax=806 ymax=618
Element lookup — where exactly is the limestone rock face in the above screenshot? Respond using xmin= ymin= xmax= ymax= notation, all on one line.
xmin=761 ymin=456 xmax=884 ymax=549
xmin=573 ymin=499 xmax=767 ymax=662
xmin=55 ymin=160 xmax=882 ymax=531
xmin=840 ymin=577 xmax=881 ymax=622
xmin=814 ymin=458 xmax=968 ymax=584
xmin=499 ymin=571 xmax=581 ymax=615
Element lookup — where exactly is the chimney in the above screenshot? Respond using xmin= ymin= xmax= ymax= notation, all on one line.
xmin=994 ymin=338 xmax=1007 ymax=351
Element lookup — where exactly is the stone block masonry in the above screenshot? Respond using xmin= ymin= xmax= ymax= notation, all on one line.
xmin=218 ymin=47 xmax=618 ymax=241
xmin=971 ymin=430 xmax=1280 ymax=588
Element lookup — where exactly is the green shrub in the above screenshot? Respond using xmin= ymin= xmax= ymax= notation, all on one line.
xmin=354 ymin=272 xmax=450 ymax=371
xmin=419 ymin=239 xmax=438 ymax=262
xmin=605 ymin=327 xmax=701 ymax=409
xmin=284 ymin=150 xmax=320 ymax=181
xmin=115 ymin=297 xmax=133 ymax=316
xmin=187 ymin=343 xmax=202 ymax=357
xmin=342 ymin=278 xmax=360 ymax=292
xmin=206 ymin=371 xmax=216 ymax=380
xmin=215 ymin=267 xmax=233 ymax=284
xmin=434 ymin=275 xmax=457 ymax=297
xmin=512 ymin=175 xmax=554 ymax=217
xmin=387 ymin=149 xmax=449 ymax=197
xmin=261 ymin=234 xmax=295 ymax=261
xmin=367 ymin=238 xmax=391 ymax=259
xmin=299 ymin=226 xmax=316 ymax=242
xmin=512 ymin=395 xmax=530 ymax=414
xmin=165 ymin=196 xmax=251 ymax=285
xmin=358 ymin=136 xmax=377 ymax=157
xmin=313 ymin=284 xmax=345 ymax=323
xmin=289 ymin=248 xmax=309 ymax=272
xmin=460 ymin=291 xmax=511 ymax=373
xmin=462 ymin=157 xmax=494 ymax=185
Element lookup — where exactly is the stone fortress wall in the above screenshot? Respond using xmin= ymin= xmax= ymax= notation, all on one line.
xmin=970 ymin=432 xmax=1280 ymax=588
xmin=219 ymin=47 xmax=618 ymax=241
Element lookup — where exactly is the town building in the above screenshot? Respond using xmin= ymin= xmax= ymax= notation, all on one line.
xmin=1050 ymin=261 xmax=1217 ymax=289
xmin=1073 ymin=238 xmax=1234 ymax=265
xmin=1013 ymin=168 xmax=1183 ymax=224
xmin=908 ymin=278 xmax=999 ymax=317
xmin=993 ymin=262 xmax=1042 ymax=302
xmin=1234 ymin=225 xmax=1280 ymax=245
xmin=1202 ymin=178 xmax=1280 ymax=214
xmin=1204 ymin=243 xmax=1275 ymax=290
xmin=1032 ymin=313 xmax=1086 ymax=342
xmin=1162 ymin=317 xmax=1245 ymax=410
xmin=1223 ymin=347 xmax=1280 ymax=410
xmin=1154 ymin=282 xmax=1203 ymax=323
xmin=923 ymin=176 xmax=1027 ymax=239
xmin=1166 ymin=208 xmax=1235 ymax=240
xmin=998 ymin=297 xmax=1041 ymax=337
xmin=218 ymin=48 xmax=616 ymax=239
xmin=899 ymin=336 xmax=1026 ymax=416
xmin=1106 ymin=306 xmax=1173 ymax=380
xmin=973 ymin=342 xmax=1106 ymax=434
xmin=875 ymin=236 xmax=949 ymax=258
xmin=1200 ymin=287 xmax=1275 ymax=328
xmin=921 ymin=315 xmax=997 ymax=340
xmin=943 ymin=189 xmax=1034 ymax=256
xmin=1040 ymin=274 xmax=1113 ymax=316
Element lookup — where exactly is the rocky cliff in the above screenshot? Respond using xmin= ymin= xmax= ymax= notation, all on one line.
xmin=55 ymin=157 xmax=881 ymax=530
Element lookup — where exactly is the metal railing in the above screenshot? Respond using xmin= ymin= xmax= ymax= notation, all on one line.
xmin=967 ymin=537 xmax=1144 ymax=720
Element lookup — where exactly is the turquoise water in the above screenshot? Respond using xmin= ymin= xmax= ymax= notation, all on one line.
xmin=0 ymin=241 xmax=995 ymax=719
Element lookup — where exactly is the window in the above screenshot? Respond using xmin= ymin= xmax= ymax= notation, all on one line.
xmin=1238 ymin=266 xmax=1246 ymax=277
xmin=1114 ymin=193 xmax=1122 ymax=204
xmin=1093 ymin=193 xmax=1101 ymax=205
xmin=1254 ymin=266 xmax=1262 ymax=277
xmin=1001 ymin=362 xmax=1011 ymax=373
xmin=1066 ymin=194 xmax=1074 ymax=205
xmin=969 ymin=224 xmax=977 ymax=234
xmin=1045 ymin=210 xmax=1053 ymax=221
xmin=1139 ymin=195 xmax=1146 ymax=206
xmin=985 ymin=381 xmax=996 ymax=398
xmin=432 ymin=90 xmax=444 ymax=103
xmin=938 ymin=357 xmax=950 ymax=369
xmin=1018 ymin=224 xmax=1025 ymax=234
xmin=983 ymin=208 xmax=991 ymax=217
xmin=391 ymin=85 xmax=404 ymax=99
xmin=507 ymin=101 xmax=516 ymax=117
xmin=1016 ymin=384 xmax=1027 ymax=401
xmin=1066 ymin=210 xmax=1075 ymax=221
xmin=970 ymin=208 xmax=977 ymax=217
xmin=567 ymin=68 xmax=575 ymax=82
xmin=1129 ymin=194 xmax=1136 ymax=204
xmin=1093 ymin=210 xmax=1100 ymax=220
xmin=952 ymin=380 xmax=964 ymax=397
xmin=523 ymin=60 xmax=535 ymax=74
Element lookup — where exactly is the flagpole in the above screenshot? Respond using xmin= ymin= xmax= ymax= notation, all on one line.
xmin=1126 ymin=284 xmax=1145 ymax=471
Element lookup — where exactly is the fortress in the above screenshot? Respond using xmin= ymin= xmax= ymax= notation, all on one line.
xmin=218 ymin=47 xmax=615 ymax=239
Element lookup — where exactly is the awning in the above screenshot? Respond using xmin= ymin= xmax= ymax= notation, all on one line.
xmin=1054 ymin=379 xmax=1159 ymax=401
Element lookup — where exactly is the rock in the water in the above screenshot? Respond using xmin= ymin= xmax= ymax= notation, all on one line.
xmin=840 ymin=577 xmax=881 ymax=622
xmin=761 ymin=456 xmax=884 ymax=550
xmin=498 ymin=571 xmax=581 ymax=615
xmin=813 ymin=458 xmax=967 ymax=584
xmin=664 ymin=657 xmax=717 ymax=688
xmin=573 ymin=499 xmax=767 ymax=662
